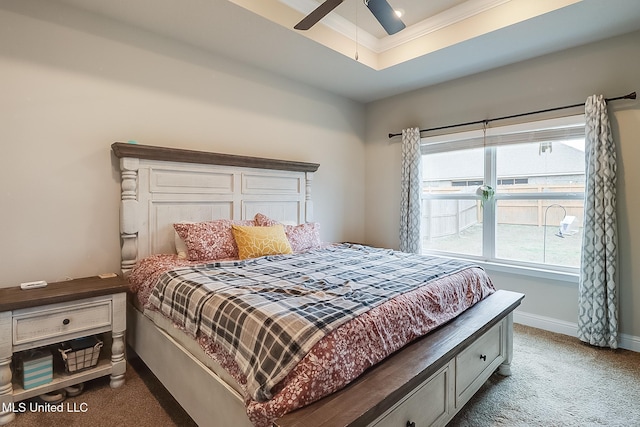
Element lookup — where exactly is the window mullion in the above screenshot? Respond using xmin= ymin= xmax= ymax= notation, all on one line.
xmin=483 ymin=146 xmax=497 ymax=259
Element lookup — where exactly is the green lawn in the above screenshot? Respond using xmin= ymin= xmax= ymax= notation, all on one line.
xmin=423 ymin=223 xmax=582 ymax=268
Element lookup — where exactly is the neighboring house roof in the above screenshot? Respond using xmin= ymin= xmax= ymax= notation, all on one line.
xmin=424 ymin=141 xmax=584 ymax=181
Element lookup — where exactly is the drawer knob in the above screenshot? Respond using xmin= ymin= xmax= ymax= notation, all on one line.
xmin=62 ymin=318 xmax=70 ymax=325
xmin=406 ymin=422 xmax=416 ymax=427
xmin=480 ymin=354 xmax=487 ymax=361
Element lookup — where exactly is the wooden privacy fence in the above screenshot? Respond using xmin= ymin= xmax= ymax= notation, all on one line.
xmin=422 ymin=199 xmax=477 ymax=239
xmin=422 ymin=184 xmax=584 ymax=240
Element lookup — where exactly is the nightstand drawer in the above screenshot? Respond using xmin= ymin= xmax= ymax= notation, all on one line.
xmin=13 ymin=300 xmax=112 ymax=346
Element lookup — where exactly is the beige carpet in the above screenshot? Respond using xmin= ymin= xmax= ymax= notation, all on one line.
xmin=450 ymin=324 xmax=640 ymax=426
xmin=9 ymin=324 xmax=640 ymax=426
xmin=9 ymin=356 xmax=196 ymax=427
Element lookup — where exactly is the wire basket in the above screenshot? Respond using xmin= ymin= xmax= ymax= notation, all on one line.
xmin=59 ymin=336 xmax=103 ymax=373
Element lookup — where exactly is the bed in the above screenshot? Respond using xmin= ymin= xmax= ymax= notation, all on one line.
xmin=111 ymin=142 xmax=524 ymax=427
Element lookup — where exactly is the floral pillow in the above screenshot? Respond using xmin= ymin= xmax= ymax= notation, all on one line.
xmin=173 ymin=219 xmax=255 ymax=261
xmin=253 ymin=213 xmax=321 ymax=252
xmin=174 ymin=222 xmax=193 ymax=259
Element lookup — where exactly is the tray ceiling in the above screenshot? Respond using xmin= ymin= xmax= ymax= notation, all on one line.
xmin=33 ymin=0 xmax=640 ymax=102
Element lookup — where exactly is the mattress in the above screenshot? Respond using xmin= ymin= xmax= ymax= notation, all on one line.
xmin=141 ymin=306 xmax=245 ymax=396
xmin=128 ymin=244 xmax=496 ymax=426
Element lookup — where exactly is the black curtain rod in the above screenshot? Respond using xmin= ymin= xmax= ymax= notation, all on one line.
xmin=388 ymin=91 xmax=636 ymax=139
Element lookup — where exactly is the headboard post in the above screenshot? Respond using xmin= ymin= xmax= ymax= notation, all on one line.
xmin=305 ymin=172 xmax=314 ymax=222
xmin=119 ymin=157 xmax=139 ymax=276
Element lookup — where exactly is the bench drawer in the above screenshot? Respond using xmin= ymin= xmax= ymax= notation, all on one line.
xmin=456 ymin=321 xmax=504 ymax=406
xmin=372 ymin=363 xmax=452 ymax=427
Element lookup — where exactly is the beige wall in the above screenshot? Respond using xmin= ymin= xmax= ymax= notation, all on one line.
xmin=0 ymin=2 xmax=366 ymax=286
xmin=365 ymin=30 xmax=640 ymax=344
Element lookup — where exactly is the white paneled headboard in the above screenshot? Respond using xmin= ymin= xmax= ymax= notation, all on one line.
xmin=112 ymin=143 xmax=319 ymax=275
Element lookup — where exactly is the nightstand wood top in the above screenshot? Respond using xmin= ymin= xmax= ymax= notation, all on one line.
xmin=0 ymin=276 xmax=128 ymax=312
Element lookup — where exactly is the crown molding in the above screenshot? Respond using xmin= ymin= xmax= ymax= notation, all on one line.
xmin=280 ymin=0 xmax=511 ymax=54
xmin=378 ymin=0 xmax=511 ymax=52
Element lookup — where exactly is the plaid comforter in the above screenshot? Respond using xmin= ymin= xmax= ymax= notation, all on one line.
xmin=147 ymin=244 xmax=481 ymax=401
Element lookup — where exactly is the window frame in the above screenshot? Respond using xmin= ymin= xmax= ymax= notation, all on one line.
xmin=420 ymin=115 xmax=585 ymax=283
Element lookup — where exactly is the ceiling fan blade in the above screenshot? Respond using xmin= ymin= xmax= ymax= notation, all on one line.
xmin=294 ymin=0 xmax=345 ymax=30
xmin=366 ymin=0 xmax=406 ymax=35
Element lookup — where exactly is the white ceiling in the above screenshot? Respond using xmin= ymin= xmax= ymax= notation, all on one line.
xmin=52 ymin=0 xmax=640 ymax=103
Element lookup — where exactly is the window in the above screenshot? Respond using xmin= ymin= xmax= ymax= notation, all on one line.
xmin=497 ymin=178 xmax=529 ymax=185
xmin=421 ymin=115 xmax=585 ymax=275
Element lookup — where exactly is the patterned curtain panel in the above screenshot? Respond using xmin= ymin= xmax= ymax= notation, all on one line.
xmin=577 ymin=95 xmax=618 ymax=349
xmin=399 ymin=127 xmax=422 ymax=254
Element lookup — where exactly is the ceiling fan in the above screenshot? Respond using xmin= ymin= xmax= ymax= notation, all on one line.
xmin=294 ymin=0 xmax=406 ymax=35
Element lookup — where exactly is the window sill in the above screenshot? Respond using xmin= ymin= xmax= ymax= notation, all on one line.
xmin=478 ymin=260 xmax=579 ymax=284
xmin=425 ymin=251 xmax=580 ymax=284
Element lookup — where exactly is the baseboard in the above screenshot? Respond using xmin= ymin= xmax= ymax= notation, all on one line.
xmin=514 ymin=310 xmax=640 ymax=352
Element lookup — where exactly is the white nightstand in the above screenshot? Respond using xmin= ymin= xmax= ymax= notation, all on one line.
xmin=0 ymin=276 xmax=128 ymax=425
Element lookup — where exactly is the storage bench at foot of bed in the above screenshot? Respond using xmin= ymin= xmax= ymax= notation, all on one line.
xmin=275 ymin=289 xmax=524 ymax=427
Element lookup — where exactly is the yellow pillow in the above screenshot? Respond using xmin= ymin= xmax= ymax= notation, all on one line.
xmin=231 ymin=225 xmax=293 ymax=259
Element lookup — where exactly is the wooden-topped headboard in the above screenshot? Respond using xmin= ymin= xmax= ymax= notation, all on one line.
xmin=111 ymin=142 xmax=320 ymax=275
